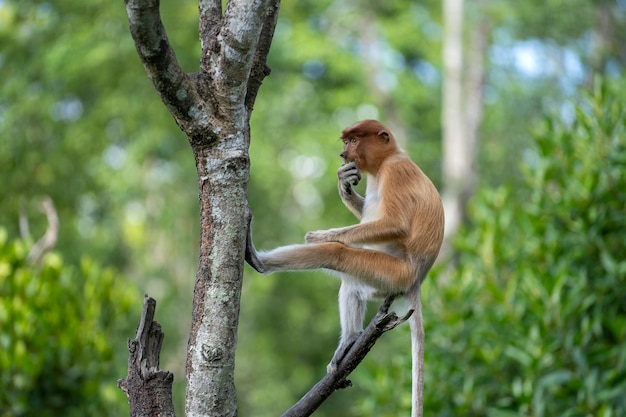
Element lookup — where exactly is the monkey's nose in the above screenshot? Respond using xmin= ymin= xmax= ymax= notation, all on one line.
xmin=340 ymin=152 xmax=346 ymax=159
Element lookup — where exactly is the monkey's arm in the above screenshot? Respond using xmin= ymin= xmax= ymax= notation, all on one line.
xmin=305 ymin=218 xmax=408 ymax=245
xmin=337 ymin=162 xmax=364 ymax=219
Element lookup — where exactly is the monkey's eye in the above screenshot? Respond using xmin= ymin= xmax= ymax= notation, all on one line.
xmin=350 ymin=137 xmax=358 ymax=144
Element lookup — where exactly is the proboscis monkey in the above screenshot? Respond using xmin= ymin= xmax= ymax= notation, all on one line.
xmin=245 ymin=119 xmax=445 ymax=417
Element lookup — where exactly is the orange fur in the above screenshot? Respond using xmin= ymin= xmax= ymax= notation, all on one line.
xmin=246 ymin=120 xmax=444 ymax=417
xmin=303 ymin=120 xmax=444 ymax=289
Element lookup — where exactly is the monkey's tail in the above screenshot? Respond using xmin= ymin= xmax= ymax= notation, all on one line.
xmin=407 ymin=283 xmax=424 ymax=417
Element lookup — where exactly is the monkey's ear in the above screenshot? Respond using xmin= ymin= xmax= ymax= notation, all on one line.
xmin=377 ymin=129 xmax=390 ymax=143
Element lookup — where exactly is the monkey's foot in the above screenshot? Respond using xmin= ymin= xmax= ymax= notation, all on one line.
xmin=326 ymin=333 xmax=361 ymax=374
xmin=244 ymin=208 xmax=266 ymax=273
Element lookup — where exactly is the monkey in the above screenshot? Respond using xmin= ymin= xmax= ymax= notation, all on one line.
xmin=245 ymin=119 xmax=444 ymax=417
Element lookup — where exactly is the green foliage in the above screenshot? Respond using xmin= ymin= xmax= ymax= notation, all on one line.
xmin=0 ymin=230 xmax=138 ymax=417
xmin=1 ymin=2 xmax=198 ymax=406
xmin=0 ymin=0 xmax=198 ymax=269
xmin=418 ymin=79 xmax=626 ymax=416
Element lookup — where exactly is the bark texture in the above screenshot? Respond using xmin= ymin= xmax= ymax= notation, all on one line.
xmin=123 ymin=1 xmax=280 ymax=416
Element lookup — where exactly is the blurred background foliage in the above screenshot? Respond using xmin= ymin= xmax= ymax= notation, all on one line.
xmin=0 ymin=230 xmax=138 ymax=416
xmin=1 ymin=0 xmax=625 ymax=416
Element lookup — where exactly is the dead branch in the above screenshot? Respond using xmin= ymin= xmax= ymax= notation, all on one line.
xmin=281 ymin=295 xmax=413 ymax=417
xmin=118 ymin=295 xmax=175 ymax=417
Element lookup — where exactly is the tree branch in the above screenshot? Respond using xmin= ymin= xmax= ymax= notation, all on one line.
xmin=205 ymin=0 xmax=275 ymax=105
xmin=124 ymin=0 xmax=206 ymax=132
xmin=245 ymin=0 xmax=281 ymax=113
xmin=118 ymin=295 xmax=175 ymax=417
xmin=281 ymin=295 xmax=413 ymax=417
xmin=26 ymin=196 xmax=59 ymax=265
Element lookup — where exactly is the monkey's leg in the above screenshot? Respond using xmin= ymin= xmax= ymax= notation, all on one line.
xmin=249 ymin=242 xmax=415 ymax=292
xmin=327 ymin=280 xmax=368 ymax=373
xmin=326 ymin=244 xmax=416 ymax=292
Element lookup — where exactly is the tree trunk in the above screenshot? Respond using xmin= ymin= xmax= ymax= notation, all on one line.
xmin=185 ymin=127 xmax=250 ymax=417
xmin=441 ymin=0 xmax=487 ymax=241
xmin=123 ymin=0 xmax=280 ymax=416
xmin=441 ymin=0 xmax=466 ymax=239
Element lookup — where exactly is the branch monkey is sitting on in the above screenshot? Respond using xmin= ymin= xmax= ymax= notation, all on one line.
xmin=246 ymin=119 xmax=445 ymax=417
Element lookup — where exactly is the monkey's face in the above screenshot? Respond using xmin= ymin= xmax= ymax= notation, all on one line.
xmin=339 ymin=136 xmax=372 ymax=172
xmin=340 ymin=136 xmax=362 ymax=168
xmin=341 ymin=135 xmax=389 ymax=174
xmin=340 ymin=120 xmax=396 ymax=173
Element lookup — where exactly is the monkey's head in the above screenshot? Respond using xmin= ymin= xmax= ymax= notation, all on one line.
xmin=340 ymin=120 xmax=398 ymax=174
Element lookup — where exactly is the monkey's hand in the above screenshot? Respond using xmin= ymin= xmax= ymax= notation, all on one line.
xmin=337 ymin=162 xmax=364 ymax=219
xmin=337 ymin=162 xmax=361 ymax=196
xmin=305 ymin=229 xmax=339 ymax=244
